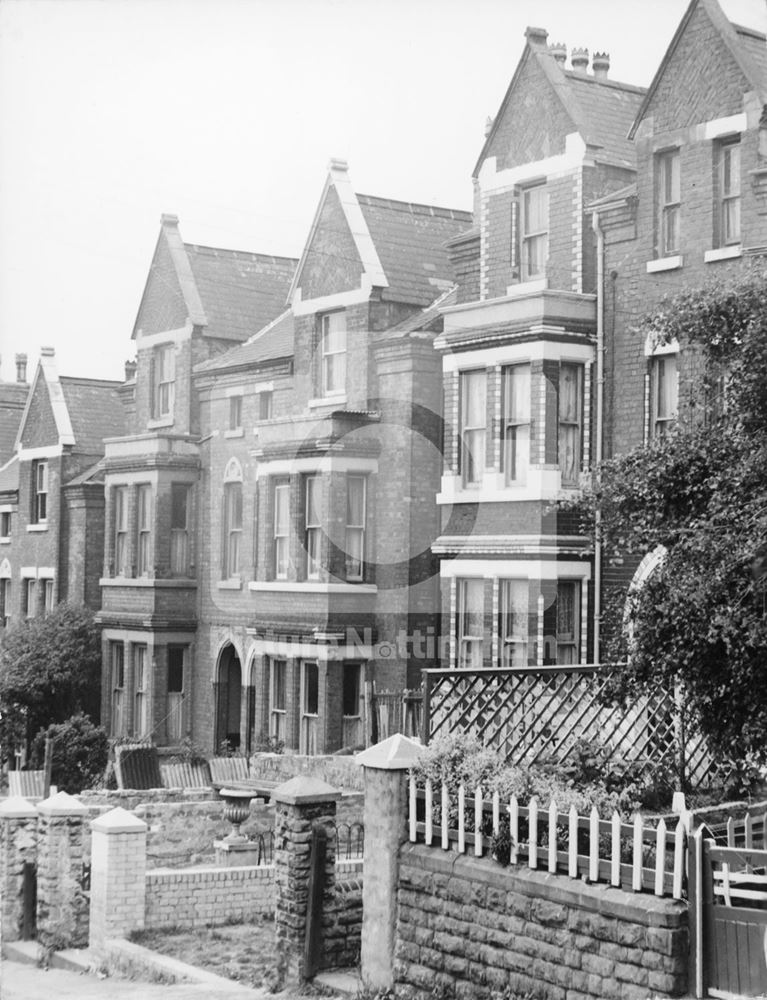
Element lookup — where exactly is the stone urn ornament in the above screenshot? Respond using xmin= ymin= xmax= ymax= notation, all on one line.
xmin=219 ymin=787 xmax=255 ymax=843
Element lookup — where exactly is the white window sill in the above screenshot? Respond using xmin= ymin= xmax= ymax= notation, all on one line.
xmin=704 ymin=245 xmax=742 ymax=263
xmin=308 ymin=395 xmax=347 ymax=409
xmin=224 ymin=428 xmax=244 ymax=439
xmin=248 ymin=581 xmax=377 ymax=595
xmin=506 ymin=277 xmax=546 ymax=298
xmin=100 ymin=577 xmax=197 ymax=588
xmin=27 ymin=524 xmax=48 ymax=533
xmin=0 ymin=538 xmax=9 ymax=545
xmin=217 ymin=578 xmax=243 ymax=590
xmin=646 ymin=256 xmax=683 ymax=273
xmin=147 ymin=416 xmax=174 ymax=429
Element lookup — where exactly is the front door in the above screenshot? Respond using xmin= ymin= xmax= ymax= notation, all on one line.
xmin=215 ymin=645 xmax=242 ymax=752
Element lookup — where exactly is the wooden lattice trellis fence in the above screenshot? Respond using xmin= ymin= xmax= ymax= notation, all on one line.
xmin=421 ymin=665 xmax=725 ymax=789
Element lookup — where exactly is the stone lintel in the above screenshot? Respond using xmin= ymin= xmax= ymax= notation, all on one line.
xmin=0 ymin=796 xmax=39 ymax=819
xmin=90 ymin=806 xmax=148 ymax=834
xmin=356 ymin=733 xmax=422 ymax=770
xmin=272 ymin=775 xmax=341 ymax=806
xmin=37 ymin=790 xmax=88 ymax=817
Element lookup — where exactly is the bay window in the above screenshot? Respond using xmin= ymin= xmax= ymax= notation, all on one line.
xmin=499 ymin=579 xmax=530 ymax=667
xmin=346 ymin=475 xmax=366 ymax=581
xmin=457 ymin=578 xmax=484 ymax=668
xmin=558 ymin=363 xmax=583 ymax=486
xmin=305 ymin=476 xmax=323 ymax=579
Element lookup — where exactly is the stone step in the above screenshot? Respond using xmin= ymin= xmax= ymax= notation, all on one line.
xmin=314 ymin=968 xmax=362 ymax=996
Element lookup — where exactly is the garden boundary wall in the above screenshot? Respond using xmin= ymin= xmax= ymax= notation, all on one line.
xmin=394 ymin=843 xmax=689 ymax=1000
xmin=250 ymin=752 xmax=364 ymax=792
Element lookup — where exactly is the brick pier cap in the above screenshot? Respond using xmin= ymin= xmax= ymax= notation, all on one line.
xmin=0 ymin=797 xmax=38 ymax=819
xmin=37 ymin=790 xmax=88 ymax=817
xmin=355 ymin=733 xmax=422 ymax=771
xmin=272 ymin=775 xmax=342 ymax=805
xmin=90 ymin=807 xmax=147 ymax=834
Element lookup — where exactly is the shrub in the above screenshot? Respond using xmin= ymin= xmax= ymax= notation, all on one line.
xmin=30 ymin=713 xmax=109 ymax=793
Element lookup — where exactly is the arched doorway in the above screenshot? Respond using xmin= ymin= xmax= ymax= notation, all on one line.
xmin=215 ymin=644 xmax=242 ymax=752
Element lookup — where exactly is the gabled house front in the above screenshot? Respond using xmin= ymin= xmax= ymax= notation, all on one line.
xmin=191 ymin=159 xmax=472 ymax=754
xmin=0 ymin=348 xmax=125 ymax=629
xmin=97 ymin=216 xmax=297 ymax=744
xmin=434 ymin=27 xmax=645 ymax=670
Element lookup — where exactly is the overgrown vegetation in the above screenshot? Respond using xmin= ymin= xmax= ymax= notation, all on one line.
xmin=583 ymin=269 xmax=767 ymax=772
xmin=30 ymin=713 xmax=109 ymax=793
xmin=0 ymin=603 xmax=102 ymax=762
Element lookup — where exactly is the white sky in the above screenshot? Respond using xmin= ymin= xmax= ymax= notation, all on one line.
xmin=0 ymin=0 xmax=764 ymax=382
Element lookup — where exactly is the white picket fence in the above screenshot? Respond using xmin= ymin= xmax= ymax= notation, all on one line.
xmin=408 ymin=777 xmax=688 ymax=900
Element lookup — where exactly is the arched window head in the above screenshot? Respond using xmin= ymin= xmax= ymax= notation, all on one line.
xmin=624 ymin=545 xmax=668 ymax=651
xmin=224 ymin=457 xmax=243 ymax=483
xmin=0 ymin=558 xmax=11 ymax=578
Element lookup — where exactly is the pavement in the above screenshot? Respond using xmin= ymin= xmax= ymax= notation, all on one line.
xmin=0 ymin=959 xmax=270 ymax=1000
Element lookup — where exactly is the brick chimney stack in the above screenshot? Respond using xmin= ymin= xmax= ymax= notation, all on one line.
xmin=124 ymin=360 xmax=137 ymax=382
xmin=525 ymin=26 xmax=549 ymax=48
xmin=571 ymin=47 xmax=589 ymax=74
xmin=592 ymin=52 xmax=610 ymax=79
xmin=549 ymin=42 xmax=567 ymax=67
xmin=15 ymin=353 xmax=27 ymax=383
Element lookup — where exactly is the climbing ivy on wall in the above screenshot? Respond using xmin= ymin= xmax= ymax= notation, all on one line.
xmin=585 ymin=267 xmax=767 ymax=770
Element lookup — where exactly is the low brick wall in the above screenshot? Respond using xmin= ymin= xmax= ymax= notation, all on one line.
xmin=145 ymin=863 xmax=274 ymax=930
xmin=396 ymin=844 xmax=688 ymax=1000
xmin=250 ymin=753 xmax=364 ymax=792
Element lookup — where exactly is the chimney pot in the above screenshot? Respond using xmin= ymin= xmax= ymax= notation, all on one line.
xmin=15 ymin=353 xmax=27 ymax=383
xmin=124 ymin=359 xmax=137 ymax=383
xmin=160 ymin=213 xmax=179 ymax=226
xmin=571 ymin=47 xmax=589 ymax=74
xmin=549 ymin=42 xmax=567 ymax=66
xmin=40 ymin=346 xmax=55 ymax=358
xmin=525 ymin=26 xmax=549 ymax=48
xmin=484 ymin=116 xmax=495 ymax=138
xmin=592 ymin=51 xmax=610 ymax=79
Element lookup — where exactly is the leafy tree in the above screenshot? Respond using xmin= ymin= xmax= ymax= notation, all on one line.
xmin=30 ymin=714 xmax=109 ymax=793
xmin=587 ymin=268 xmax=767 ymax=768
xmin=0 ymin=603 xmax=102 ymax=760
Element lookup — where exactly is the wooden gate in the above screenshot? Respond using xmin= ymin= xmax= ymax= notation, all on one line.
xmin=690 ymin=828 xmax=767 ymax=997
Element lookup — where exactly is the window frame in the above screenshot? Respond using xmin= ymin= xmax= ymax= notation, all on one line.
xmin=153 ymin=343 xmax=175 ymax=419
xmin=228 ymin=394 xmax=243 ymax=432
xmin=273 ymin=481 xmax=290 ymax=580
xmin=133 ymin=644 xmax=149 ymax=738
xmin=222 ymin=481 xmax=243 ymax=579
xmin=501 ymin=363 xmax=531 ymax=485
xmin=0 ymin=510 xmax=11 ymax=539
xmin=650 ymin=352 xmax=678 ymax=440
xmin=304 ymin=475 xmax=322 ymax=580
xmin=554 ymin=579 xmax=581 ymax=665
xmin=0 ymin=577 xmax=10 ymax=628
xmin=460 ymin=369 xmax=487 ymax=488
xmin=498 ymin=579 xmax=530 ymax=668
xmin=299 ymin=660 xmax=319 ymax=755
xmin=32 ymin=460 xmax=48 ymax=524
xmin=170 ymin=483 xmax=190 ymax=577
xmin=23 ymin=577 xmax=36 ymax=619
xmin=167 ymin=645 xmax=185 ymax=743
xmin=715 ymin=137 xmax=741 ymax=248
xmin=114 ymin=486 xmax=128 ymax=576
xmin=657 ymin=149 xmax=681 ymax=257
xmin=320 ymin=312 xmax=347 ymax=397
xmin=558 ymin=363 xmax=583 ymax=487
xmin=137 ymin=484 xmax=152 ymax=577
xmin=258 ymin=390 xmax=273 ymax=421
xmin=268 ymin=658 xmax=287 ymax=743
xmin=43 ymin=578 xmax=54 ymax=615
xmin=111 ymin=641 xmax=127 ymax=737
xmin=457 ymin=578 xmax=484 ymax=669
xmin=345 ymin=475 xmax=366 ymax=582
xmin=521 ymin=183 xmax=548 ymax=281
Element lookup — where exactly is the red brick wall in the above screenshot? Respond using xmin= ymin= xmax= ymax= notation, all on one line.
xmin=297 ymin=184 xmax=364 ymax=300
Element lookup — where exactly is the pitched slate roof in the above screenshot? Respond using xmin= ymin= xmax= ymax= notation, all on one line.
xmin=195 ymin=309 xmax=294 ymax=374
xmin=59 ymin=378 xmax=126 ymax=455
xmin=562 ymin=73 xmax=645 ymax=167
xmin=380 ymin=286 xmax=458 ymax=340
xmin=0 ymin=455 xmax=19 ymax=494
xmin=65 ymin=459 xmax=106 ymax=487
xmin=184 ymin=245 xmax=297 ymax=342
xmin=0 ymin=382 xmax=28 ymax=467
xmin=357 ymin=196 xmax=472 ymax=307
xmin=474 ymin=33 xmax=645 ymax=177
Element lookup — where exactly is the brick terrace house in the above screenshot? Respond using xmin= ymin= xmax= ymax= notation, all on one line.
xmin=592 ymin=0 xmax=767 ymax=607
xmin=191 ymin=159 xmax=471 ymax=754
xmin=97 ymin=216 xmax=297 ymax=744
xmin=0 ymin=349 xmax=125 ymax=628
xmin=433 ymin=28 xmax=644 ymax=670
